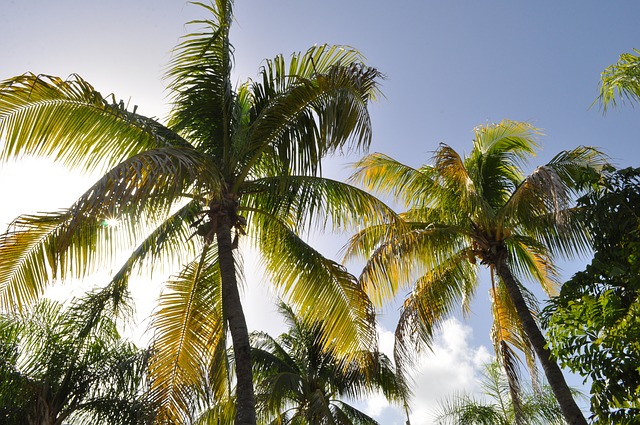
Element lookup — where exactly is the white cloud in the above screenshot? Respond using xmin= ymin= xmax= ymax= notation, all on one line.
xmin=355 ymin=321 xmax=492 ymax=425
xmin=407 ymin=318 xmax=491 ymax=425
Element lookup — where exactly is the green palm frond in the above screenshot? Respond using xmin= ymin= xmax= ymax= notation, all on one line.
xmin=471 ymin=120 xmax=539 ymax=167
xmin=0 ymin=297 xmax=153 ymax=425
xmin=254 ymin=216 xmax=376 ymax=359
xmin=357 ymin=224 xmax=469 ymax=306
xmin=0 ymin=73 xmax=177 ymax=173
xmin=165 ymin=1 xmax=234 ymax=155
xmin=544 ymin=146 xmax=608 ymax=191
xmin=242 ymin=175 xmax=399 ymax=234
xmin=434 ymin=392 xmax=508 ymax=425
xmin=349 ymin=152 xmax=434 ymax=207
xmin=433 ymin=360 xmax=567 ymax=425
xmin=597 ymin=48 xmax=640 ymax=111
xmin=148 ymin=245 xmax=228 ymax=424
xmin=243 ymin=48 xmax=382 ymax=181
xmin=331 ymin=400 xmax=379 ymax=425
xmin=108 ymin=201 xmax=204 ymax=294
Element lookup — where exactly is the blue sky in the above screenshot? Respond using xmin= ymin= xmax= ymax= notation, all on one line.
xmin=2 ymin=1 xmax=640 ymax=423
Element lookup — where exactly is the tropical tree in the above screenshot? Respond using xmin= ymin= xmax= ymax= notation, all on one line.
xmin=249 ymin=302 xmax=406 ymax=424
xmin=0 ymin=295 xmax=153 ymax=425
xmin=0 ymin=1 xmax=389 ymax=423
xmin=543 ymin=166 xmax=640 ymax=423
xmin=343 ymin=120 xmax=607 ymax=425
xmin=432 ymin=361 xmax=568 ymax=425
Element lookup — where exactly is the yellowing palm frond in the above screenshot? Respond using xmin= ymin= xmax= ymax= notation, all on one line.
xmin=394 ymin=254 xmax=477 ymax=396
xmin=357 ymin=224 xmax=469 ymax=307
xmin=349 ymin=152 xmax=434 ymax=208
xmin=255 ymin=216 xmax=376 ymax=359
xmin=149 ymin=245 xmax=228 ymax=424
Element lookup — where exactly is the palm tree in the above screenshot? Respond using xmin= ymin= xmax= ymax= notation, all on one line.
xmin=0 ymin=1 xmax=389 ymax=423
xmin=0 ymin=295 xmax=153 ymax=425
xmin=249 ymin=302 xmax=405 ymax=424
xmin=344 ymin=120 xmax=606 ymax=425
xmin=433 ymin=361 xmax=568 ymax=425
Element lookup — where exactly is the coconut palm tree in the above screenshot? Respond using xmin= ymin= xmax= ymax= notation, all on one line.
xmin=343 ymin=120 xmax=606 ymax=425
xmin=0 ymin=295 xmax=153 ymax=425
xmin=249 ymin=302 xmax=406 ymax=424
xmin=0 ymin=1 xmax=389 ymax=423
xmin=433 ymin=361 xmax=568 ymax=425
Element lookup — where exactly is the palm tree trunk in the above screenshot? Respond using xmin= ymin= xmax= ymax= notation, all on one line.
xmin=494 ymin=257 xmax=587 ymax=425
xmin=216 ymin=217 xmax=257 ymax=425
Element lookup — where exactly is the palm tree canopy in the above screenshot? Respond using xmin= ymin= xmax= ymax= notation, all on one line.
xmin=344 ymin=120 xmax=606 ymax=420
xmin=249 ymin=302 xmax=406 ymax=425
xmin=0 ymin=1 xmax=390 ymax=422
xmin=0 ymin=294 xmax=153 ymax=425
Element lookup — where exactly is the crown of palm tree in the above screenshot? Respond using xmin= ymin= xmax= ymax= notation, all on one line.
xmin=344 ymin=120 xmax=606 ymax=425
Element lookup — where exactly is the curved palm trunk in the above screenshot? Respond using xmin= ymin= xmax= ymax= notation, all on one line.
xmin=494 ymin=257 xmax=587 ymax=425
xmin=216 ymin=217 xmax=256 ymax=425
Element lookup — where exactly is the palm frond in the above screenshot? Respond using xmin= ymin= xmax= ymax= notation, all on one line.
xmin=242 ymin=175 xmax=399 ymax=235
xmin=241 ymin=47 xmax=382 ymax=181
xmin=490 ymin=281 xmax=537 ymax=381
xmin=506 ymin=236 xmax=559 ymax=297
xmin=148 ymin=244 xmax=228 ymax=424
xmin=433 ymin=392 xmax=506 ymax=425
xmin=0 ymin=211 xmax=113 ymax=311
xmin=108 ymin=201 xmax=204 ymax=296
xmin=254 ymin=215 xmax=376 ymax=360
xmin=0 ymin=73 xmax=179 ymax=173
xmin=331 ymin=400 xmax=380 ymax=424
xmin=394 ymin=254 xmax=477 ymax=391
xmin=597 ymin=48 xmax=640 ymax=111
xmin=348 ymin=152 xmax=434 ymax=208
xmin=165 ymin=0 xmax=234 ymax=155
xmin=357 ymin=223 xmax=469 ymax=306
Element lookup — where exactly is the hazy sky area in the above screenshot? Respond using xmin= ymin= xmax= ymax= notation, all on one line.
xmin=2 ymin=1 xmax=640 ymax=423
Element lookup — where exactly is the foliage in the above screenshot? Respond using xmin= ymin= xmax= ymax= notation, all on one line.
xmin=0 ymin=295 xmax=153 ymax=425
xmin=433 ymin=361 xmax=568 ymax=425
xmin=543 ymin=167 xmax=640 ymax=423
xmin=344 ymin=120 xmax=606 ymax=425
xmin=249 ymin=302 xmax=406 ymax=424
xmin=0 ymin=1 xmax=387 ymax=423
xmin=597 ymin=48 xmax=640 ymax=111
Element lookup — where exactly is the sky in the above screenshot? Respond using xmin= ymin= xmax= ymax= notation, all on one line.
xmin=2 ymin=1 xmax=640 ymax=423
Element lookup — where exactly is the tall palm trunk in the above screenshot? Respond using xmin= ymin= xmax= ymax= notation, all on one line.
xmin=494 ymin=254 xmax=587 ymax=425
xmin=216 ymin=216 xmax=256 ymax=425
